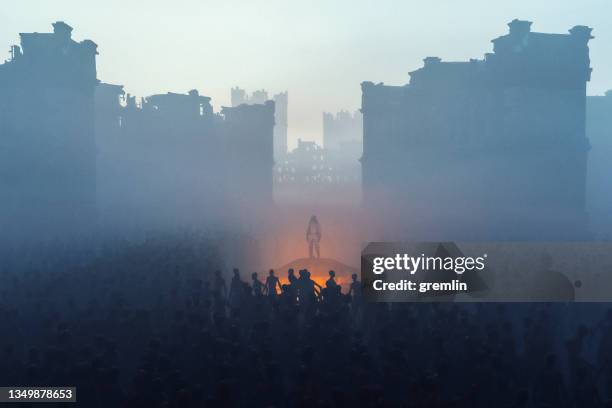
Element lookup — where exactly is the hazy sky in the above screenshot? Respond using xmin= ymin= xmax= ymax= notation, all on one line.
xmin=1 ymin=0 xmax=610 ymax=147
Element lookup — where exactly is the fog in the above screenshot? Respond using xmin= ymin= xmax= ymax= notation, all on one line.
xmin=1 ymin=16 xmax=611 ymax=270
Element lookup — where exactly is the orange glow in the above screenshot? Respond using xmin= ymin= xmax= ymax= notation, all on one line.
xmin=253 ymin=204 xmax=365 ymax=292
xmin=276 ymin=256 xmax=357 ymax=291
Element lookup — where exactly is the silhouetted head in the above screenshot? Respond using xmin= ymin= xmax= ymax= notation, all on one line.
xmin=309 ymin=215 xmax=317 ymax=223
xmin=288 ymin=268 xmax=294 ymax=276
xmin=328 ymin=270 xmax=335 ymax=277
xmin=233 ymin=268 xmax=240 ymax=277
xmin=352 ymin=273 xmax=358 ymax=281
xmin=251 ymin=272 xmax=258 ymax=280
xmin=269 ymin=269 xmax=275 ymax=276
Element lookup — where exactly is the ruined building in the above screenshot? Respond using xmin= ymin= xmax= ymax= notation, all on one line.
xmin=231 ymin=87 xmax=288 ymax=160
xmin=95 ymin=85 xmax=275 ymax=232
xmin=95 ymin=86 xmax=223 ymax=231
xmin=274 ymin=137 xmax=362 ymax=206
xmin=231 ymin=87 xmax=269 ymax=106
xmin=273 ymin=91 xmax=288 ymax=159
xmin=323 ymin=110 xmax=362 ymax=154
xmin=0 ymin=21 xmax=276 ymax=239
xmin=361 ymin=20 xmax=593 ymax=239
xmin=95 ymin=83 xmax=124 ymax=139
xmin=586 ymin=91 xmax=612 ymax=238
xmin=221 ymin=101 xmax=275 ymax=209
xmin=273 ymin=108 xmax=363 ymax=194
xmin=0 ymin=22 xmax=98 ymax=240
xmin=276 ymin=139 xmax=331 ymax=185
xmin=322 ymin=110 xmax=362 ymax=186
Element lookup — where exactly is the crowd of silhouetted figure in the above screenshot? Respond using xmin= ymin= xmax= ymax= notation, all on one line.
xmin=1 ymin=238 xmax=612 ymax=407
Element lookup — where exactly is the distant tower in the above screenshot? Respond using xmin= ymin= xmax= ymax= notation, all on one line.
xmin=322 ymin=109 xmax=362 ymax=156
xmin=273 ymin=91 xmax=288 ymax=159
xmin=231 ymin=87 xmax=288 ymax=161
xmin=250 ymin=89 xmax=269 ymax=105
xmin=231 ymin=87 xmax=247 ymax=107
xmin=222 ymin=101 xmax=275 ymax=208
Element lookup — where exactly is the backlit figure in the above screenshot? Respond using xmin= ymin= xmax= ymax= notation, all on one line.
xmin=306 ymin=215 xmax=321 ymax=259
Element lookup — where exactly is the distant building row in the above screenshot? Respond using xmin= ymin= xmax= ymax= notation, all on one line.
xmin=96 ymin=85 xmax=275 ymax=232
xmin=0 ymin=22 xmax=275 ymax=240
xmin=275 ymin=137 xmax=361 ymax=186
xmin=361 ymin=20 xmax=594 ymax=239
xmin=323 ymin=109 xmax=362 ymax=156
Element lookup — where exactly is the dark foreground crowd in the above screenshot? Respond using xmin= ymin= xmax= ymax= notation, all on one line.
xmin=1 ymin=238 xmax=612 ymax=407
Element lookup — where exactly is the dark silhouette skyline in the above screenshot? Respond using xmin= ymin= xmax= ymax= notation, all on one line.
xmin=0 ymin=19 xmax=611 ymax=243
xmin=7 ymin=1 xmax=612 ymax=142
xmin=0 ymin=22 xmax=98 ymax=240
xmin=362 ymin=20 xmax=595 ymax=240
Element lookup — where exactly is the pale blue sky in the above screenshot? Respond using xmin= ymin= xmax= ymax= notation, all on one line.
xmin=1 ymin=0 xmax=610 ymax=146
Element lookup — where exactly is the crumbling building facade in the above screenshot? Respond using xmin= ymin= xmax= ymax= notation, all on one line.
xmin=0 ymin=22 xmax=278 ymax=239
xmin=231 ymin=87 xmax=288 ymax=160
xmin=361 ymin=20 xmax=593 ymax=239
xmin=95 ymin=86 xmax=226 ymax=231
xmin=95 ymin=86 xmax=275 ymax=232
xmin=323 ymin=110 xmax=362 ymax=154
xmin=275 ymin=139 xmax=331 ymax=185
xmin=322 ymin=110 xmax=362 ymax=187
xmin=0 ymin=22 xmax=98 ymax=240
xmin=222 ymin=101 xmax=275 ymax=210
xmin=273 ymin=92 xmax=288 ymax=159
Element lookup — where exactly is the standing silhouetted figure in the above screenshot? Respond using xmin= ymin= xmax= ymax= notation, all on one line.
xmin=251 ymin=272 xmax=264 ymax=297
xmin=306 ymin=215 xmax=321 ymax=259
xmin=348 ymin=273 xmax=362 ymax=302
xmin=213 ymin=270 xmax=227 ymax=300
xmin=348 ymin=273 xmax=361 ymax=299
xmin=326 ymin=270 xmax=338 ymax=288
xmin=228 ymin=268 xmax=244 ymax=310
xmin=298 ymin=269 xmax=322 ymax=308
xmin=285 ymin=269 xmax=298 ymax=303
xmin=265 ymin=269 xmax=281 ymax=297
xmin=348 ymin=273 xmax=362 ymax=320
xmin=287 ymin=268 xmax=297 ymax=286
